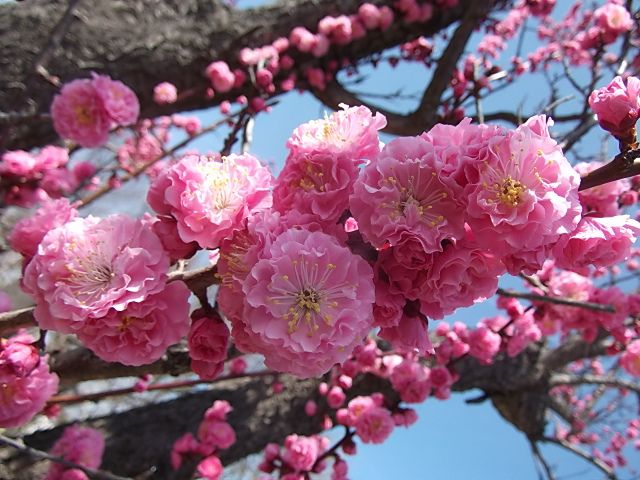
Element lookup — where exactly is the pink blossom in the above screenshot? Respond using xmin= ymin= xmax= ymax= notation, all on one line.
xmin=467 ymin=324 xmax=501 ymax=364
xmin=589 ymin=76 xmax=640 ymax=138
xmin=526 ymin=0 xmax=556 ymax=16
xmin=198 ymin=417 xmax=236 ymax=450
xmin=0 ymin=150 xmax=36 ymax=177
xmin=327 ymin=386 xmax=346 ymax=408
xmin=150 ymin=215 xmax=198 ymax=262
xmin=355 ymin=406 xmax=394 ymax=444
xmin=464 ymin=115 xmax=581 ymax=274
xmin=290 ymin=27 xmax=316 ymax=52
xmin=593 ymin=4 xmax=633 ymax=44
xmin=621 ymin=340 xmax=640 ymax=376
xmin=506 ymin=310 xmax=541 ymax=357
xmin=171 ymin=433 xmax=201 ymax=470
xmin=0 ymin=292 xmax=11 ymax=313
xmin=147 ymin=154 xmax=272 ymax=249
xmin=575 ymin=161 xmax=629 ymax=216
xmin=241 ymin=229 xmax=374 ymax=377
xmin=45 ymin=426 xmax=104 ymax=480
xmin=351 ymin=136 xmax=464 ymax=251
xmin=153 ymin=82 xmax=178 ymax=104
xmin=378 ymin=311 xmax=434 ymax=356
xmin=552 ymin=215 xmax=640 ymax=273
xmin=372 ymin=282 xmax=404 ymax=328
xmin=77 ymin=281 xmax=190 ymax=366
xmin=10 ymin=198 xmax=78 ymax=260
xmin=188 ymin=313 xmax=230 ymax=380
xmin=359 ymin=3 xmax=381 ymax=29
xmin=206 ymin=61 xmax=236 ymax=93
xmin=283 ymin=434 xmax=324 ymax=472
xmin=22 ymin=214 xmax=170 ymax=333
xmin=197 ymin=455 xmax=224 ymax=480
xmin=51 ymin=78 xmax=111 ymax=147
xmin=419 ymin=228 xmax=504 ymax=319
xmin=205 ymin=400 xmax=233 ymax=422
xmin=91 ymin=73 xmax=139 ymax=126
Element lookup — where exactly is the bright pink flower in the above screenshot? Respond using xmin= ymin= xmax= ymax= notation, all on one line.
xmin=359 ymin=3 xmax=381 ymax=29
xmin=206 ymin=61 xmax=236 ymax=93
xmin=0 ymin=150 xmax=36 ymax=177
xmin=198 ymin=417 xmax=236 ymax=450
xmin=22 ymin=214 xmax=170 ymax=333
xmin=290 ymin=27 xmax=316 ymax=52
xmin=153 ymin=82 xmax=178 ymax=104
xmin=506 ymin=310 xmax=541 ymax=357
xmin=45 ymin=426 xmax=104 ymax=480
xmin=552 ymin=215 xmax=640 ymax=273
xmin=9 ymin=198 xmax=78 ymax=260
xmin=327 ymin=386 xmax=346 ymax=408
xmin=464 ymin=115 xmax=581 ymax=274
xmin=355 ymin=406 xmax=394 ymax=444
xmin=589 ymin=76 xmax=640 ymax=138
xmin=204 ymin=400 xmax=233 ymax=422
xmin=91 ymin=73 xmax=139 ymax=126
xmin=51 ymin=78 xmax=111 ymax=147
xmin=526 ymin=0 xmax=556 ymax=16
xmin=576 ymin=162 xmax=630 ymax=216
xmin=621 ymin=340 xmax=640 ymax=376
xmin=241 ymin=229 xmax=374 ymax=377
xmin=150 ymin=215 xmax=198 ymax=262
xmin=350 ymin=136 xmax=464 ymax=251
xmin=467 ymin=324 xmax=501 ymax=364
xmin=36 ymin=146 xmax=69 ymax=172
xmin=391 ymin=359 xmax=431 ymax=403
xmin=197 ymin=455 xmax=224 ymax=480
xmin=419 ymin=228 xmax=503 ymax=318
xmin=188 ymin=313 xmax=230 ymax=380
xmin=171 ymin=433 xmax=200 ymax=470
xmin=378 ymin=311 xmax=434 ymax=356
xmin=283 ymin=434 xmax=324 ymax=472
xmin=77 ymin=281 xmax=191 ymax=366
xmin=372 ymin=282 xmax=404 ymax=328
xmin=147 ymin=154 xmax=272 ymax=249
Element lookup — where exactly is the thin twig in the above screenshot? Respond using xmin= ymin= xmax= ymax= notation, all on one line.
xmin=496 ymin=288 xmax=615 ymax=312
xmin=530 ymin=440 xmax=557 ymax=480
xmin=542 ymin=436 xmax=617 ymax=479
xmin=550 ymin=373 xmax=640 ymax=395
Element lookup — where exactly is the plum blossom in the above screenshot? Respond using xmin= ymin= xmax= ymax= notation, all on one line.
xmin=188 ymin=312 xmax=230 ymax=380
xmin=621 ymin=340 xmax=640 ymax=376
xmin=282 ymin=434 xmax=327 ymax=472
xmin=153 ymin=82 xmax=178 ymax=104
xmin=206 ymin=61 xmax=236 ymax=93
xmin=575 ymin=161 xmax=630 ymax=216
xmin=240 ymin=229 xmax=374 ymax=377
xmin=76 ymin=281 xmax=191 ymax=366
xmin=45 ymin=426 xmax=104 ymax=480
xmin=197 ymin=456 xmax=224 ymax=480
xmin=0 ymin=332 xmax=59 ymax=428
xmin=589 ymin=75 xmax=640 ymax=139
xmin=91 ymin=73 xmax=139 ymax=126
xmin=22 ymin=214 xmax=170 ymax=333
xmin=147 ymin=154 xmax=272 ymax=249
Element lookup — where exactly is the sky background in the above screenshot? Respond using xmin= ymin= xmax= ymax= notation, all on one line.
xmin=71 ymin=0 xmax=640 ymax=478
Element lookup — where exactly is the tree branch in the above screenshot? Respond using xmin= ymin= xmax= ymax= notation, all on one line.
xmin=550 ymin=373 xmax=640 ymax=394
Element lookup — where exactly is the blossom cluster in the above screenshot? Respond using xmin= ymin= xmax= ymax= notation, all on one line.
xmin=44 ymin=426 xmax=105 ymax=480
xmin=170 ymin=400 xmax=236 ymax=480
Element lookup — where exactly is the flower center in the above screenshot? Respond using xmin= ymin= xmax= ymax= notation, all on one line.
xmin=74 ymin=105 xmax=94 ymax=126
xmin=118 ymin=315 xmax=138 ymax=331
xmin=496 ymin=176 xmax=526 ymax=207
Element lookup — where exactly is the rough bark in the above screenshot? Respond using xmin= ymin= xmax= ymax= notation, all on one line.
xmin=0 ymin=0 xmax=504 ymax=151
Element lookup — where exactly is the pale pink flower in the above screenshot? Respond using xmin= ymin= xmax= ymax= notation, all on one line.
xmin=575 ymin=161 xmax=630 ymax=216
xmin=552 ymin=215 xmax=640 ymax=272
xmin=241 ymin=229 xmax=374 ymax=377
xmin=290 ymin=27 xmax=316 ymax=52
xmin=188 ymin=313 xmax=230 ymax=380
xmin=51 ymin=78 xmax=111 ymax=147
xmin=351 ymin=136 xmax=464 ymax=251
xmin=77 ymin=281 xmax=190 ymax=366
xmin=355 ymin=406 xmax=394 ymax=444
xmin=327 ymin=386 xmax=346 ymax=408
xmin=506 ymin=310 xmax=542 ymax=357
xmin=0 ymin=150 xmax=36 ymax=177
xmin=10 ymin=198 xmax=78 ymax=260
xmin=419 ymin=228 xmax=504 ymax=319
xmin=204 ymin=400 xmax=233 ymax=422
xmin=197 ymin=455 xmax=224 ymax=480
xmin=593 ymin=4 xmax=633 ymax=44
xmin=589 ymin=76 xmax=640 ymax=138
xmin=358 ymin=3 xmax=381 ymax=29
xmin=283 ymin=434 xmax=323 ymax=472
xmin=621 ymin=340 xmax=640 ymax=376
xmin=153 ymin=82 xmax=178 ymax=104
xmin=464 ymin=115 xmax=582 ymax=274
xmin=22 ymin=214 xmax=170 ymax=333
xmin=0 ymin=292 xmax=11 ymax=313
xmin=36 ymin=146 xmax=69 ymax=171
xmin=91 ymin=73 xmax=139 ymax=126
xmin=147 ymin=154 xmax=272 ymax=249
xmin=45 ymin=426 xmax=104 ymax=480
xmin=206 ymin=61 xmax=236 ymax=93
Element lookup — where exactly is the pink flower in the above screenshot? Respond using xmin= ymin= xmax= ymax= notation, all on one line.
xmin=91 ymin=73 xmax=139 ymax=126
xmin=419 ymin=228 xmax=504 ymax=319
xmin=467 ymin=324 xmax=501 ymax=364
xmin=77 ymin=281 xmax=190 ymax=366
xmin=22 ymin=214 xmax=170 ymax=333
xmin=198 ymin=417 xmax=236 ymax=450
xmin=51 ymin=78 xmax=111 ymax=147
xmin=378 ymin=311 xmax=434 ymax=356
xmin=147 ymin=154 xmax=272 ymax=249
xmin=188 ymin=313 xmax=230 ymax=380
xmin=327 ymin=386 xmax=346 ymax=408
xmin=589 ymin=76 xmax=640 ymax=138
xmin=350 ymin=136 xmax=464 ymax=251
xmin=171 ymin=433 xmax=201 ymax=470
xmin=372 ymin=282 xmax=404 ymax=328
xmin=153 ymin=82 xmax=178 ymax=104
xmin=0 ymin=150 xmax=36 ymax=177
xmin=355 ymin=406 xmax=394 ymax=444
xmin=206 ymin=61 xmax=236 ymax=93
xmin=241 ymin=229 xmax=374 ymax=377
xmin=282 ymin=434 xmax=324 ymax=472
xmin=358 ymin=3 xmax=382 ymax=29
xmin=593 ymin=4 xmax=633 ymax=44
xmin=621 ymin=340 xmax=640 ymax=376
xmin=552 ymin=215 xmax=640 ymax=273
xmin=197 ymin=455 xmax=224 ymax=480
xmin=575 ymin=161 xmax=630 ymax=216
xmin=205 ymin=400 xmax=233 ymax=422
xmin=464 ymin=115 xmax=582 ymax=274
xmin=45 ymin=426 xmax=104 ymax=480
xmin=10 ymin=198 xmax=78 ymax=260
xmin=0 ymin=333 xmax=59 ymax=428
xmin=150 ymin=215 xmax=198 ymax=262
